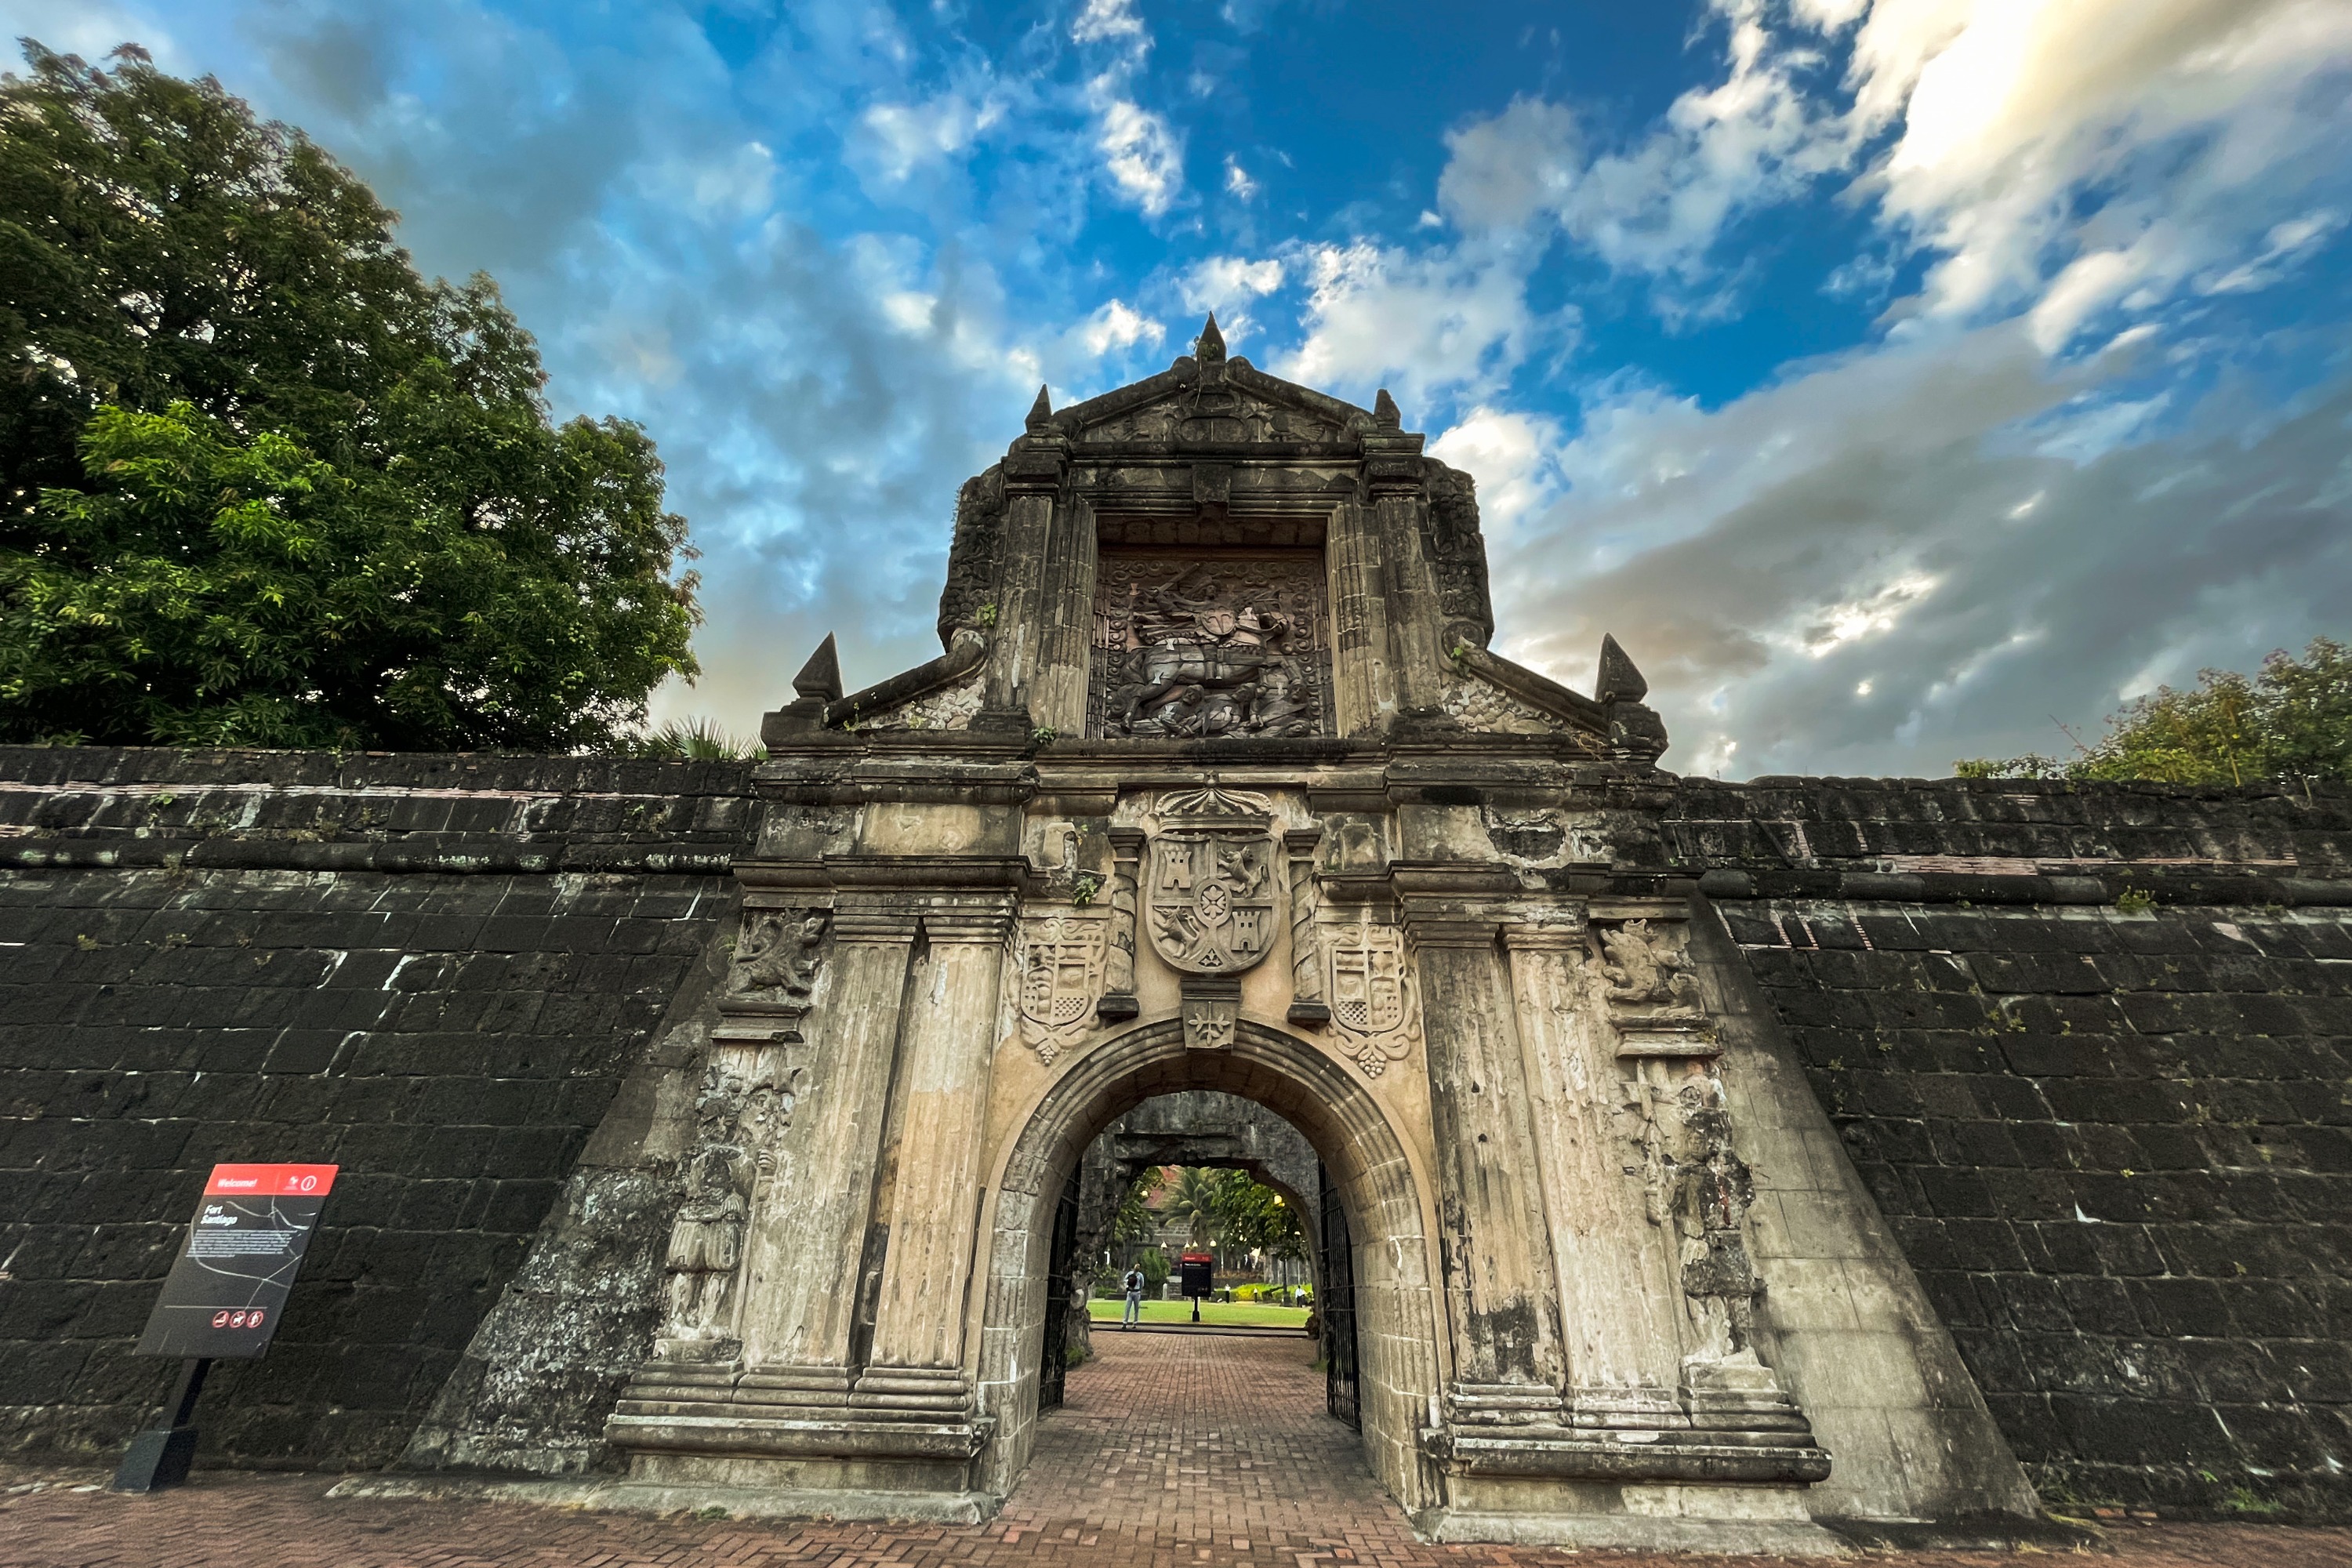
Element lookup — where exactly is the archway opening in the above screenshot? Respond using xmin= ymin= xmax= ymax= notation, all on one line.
xmin=1060 ymin=1107 xmax=1330 ymax=1410
xmin=974 ymin=1019 xmax=1441 ymax=1517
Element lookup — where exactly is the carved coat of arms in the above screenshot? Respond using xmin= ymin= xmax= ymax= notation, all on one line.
xmin=1019 ymin=913 xmax=1107 ymax=1062
xmin=1327 ymin=920 xmax=1421 ymax=1075
xmin=1147 ymin=829 xmax=1276 ymax=974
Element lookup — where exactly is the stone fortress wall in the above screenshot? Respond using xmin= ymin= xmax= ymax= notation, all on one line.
xmin=1670 ymin=777 xmax=2352 ymax=1519
xmin=0 ymin=746 xmax=758 ymax=1468
xmin=2 ymin=744 xmax=2344 ymax=1519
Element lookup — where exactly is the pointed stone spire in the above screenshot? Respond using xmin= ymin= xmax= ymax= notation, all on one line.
xmin=1373 ymin=388 xmax=1401 ymax=430
xmin=1595 ymin=633 xmax=1647 ymax=704
xmin=793 ymin=633 xmax=844 ymax=704
xmin=1196 ymin=313 xmax=1226 ymax=365
xmin=1025 ymin=383 xmax=1053 ymax=431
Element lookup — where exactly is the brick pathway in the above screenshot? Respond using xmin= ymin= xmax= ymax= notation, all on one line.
xmin=5 ymin=1331 xmax=2348 ymax=1567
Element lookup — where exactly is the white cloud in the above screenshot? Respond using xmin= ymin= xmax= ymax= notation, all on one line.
xmin=1437 ymin=17 xmax=1849 ymax=292
xmin=1070 ymin=0 xmax=1147 ymax=46
xmin=1428 ymin=408 xmax=1566 ymax=538
xmin=1276 ymin=240 xmax=1555 ymax=412
xmin=1853 ymin=0 xmax=2352 ymax=335
xmin=1090 ymin=85 xmax=1183 ymax=216
xmin=1073 ymin=299 xmax=1165 ymax=356
xmin=1486 ymin=320 xmax=2352 ymax=777
xmin=1182 ymin=255 xmax=1283 ymax=309
xmin=856 ymin=96 xmax=997 ymax=183
xmin=1433 ymin=0 xmax=2352 ymax=347
xmin=0 ymin=1 xmax=184 ymax=69
xmin=1223 ymin=155 xmax=1258 ymax=199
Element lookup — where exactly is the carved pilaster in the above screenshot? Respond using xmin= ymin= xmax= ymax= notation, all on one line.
xmin=735 ymin=902 xmax=919 ymax=1370
xmin=1396 ymin=868 xmax=1568 ymax=1424
xmin=1501 ymin=920 xmax=1685 ymax=1429
xmin=1284 ymin=828 xmax=1328 ymax=1025
xmin=1098 ymin=829 xmax=1143 ymax=1021
xmin=866 ymin=894 xmax=1015 ymax=1376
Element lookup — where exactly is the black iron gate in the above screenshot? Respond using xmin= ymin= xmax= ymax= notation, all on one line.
xmin=1318 ymin=1160 xmax=1359 ymax=1429
xmin=1038 ymin=1166 xmax=1081 ymax=1412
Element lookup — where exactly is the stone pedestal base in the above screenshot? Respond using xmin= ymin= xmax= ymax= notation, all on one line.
xmin=1416 ymin=1480 xmax=1847 ymax=1555
xmin=1417 ymin=1421 xmax=1841 ymax=1552
xmin=604 ymin=1360 xmax=995 ymax=1521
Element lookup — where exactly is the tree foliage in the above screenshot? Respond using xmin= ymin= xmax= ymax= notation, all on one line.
xmin=1156 ymin=1166 xmax=1305 ymax=1262
xmin=1956 ymin=638 xmax=2352 ymax=786
xmin=0 ymin=44 xmax=699 ymax=748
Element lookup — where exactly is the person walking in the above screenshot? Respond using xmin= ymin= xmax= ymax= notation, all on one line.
xmin=1121 ymin=1264 xmax=1146 ymax=1327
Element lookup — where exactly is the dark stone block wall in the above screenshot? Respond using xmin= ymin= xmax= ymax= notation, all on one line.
xmin=0 ymin=748 xmax=758 ymax=1468
xmin=1670 ymin=777 xmax=2352 ymax=1519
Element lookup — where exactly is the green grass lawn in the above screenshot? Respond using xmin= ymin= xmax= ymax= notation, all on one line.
xmin=1086 ymin=1299 xmax=1310 ymax=1327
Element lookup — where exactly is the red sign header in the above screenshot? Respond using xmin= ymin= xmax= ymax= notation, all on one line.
xmin=204 ymin=1163 xmax=338 ymax=1197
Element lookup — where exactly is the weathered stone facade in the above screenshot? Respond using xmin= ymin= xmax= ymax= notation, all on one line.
xmin=564 ymin=324 xmax=2023 ymax=1551
xmin=1 ymin=324 xmax=2346 ymax=1544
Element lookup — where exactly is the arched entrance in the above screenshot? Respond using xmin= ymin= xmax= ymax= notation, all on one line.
xmin=971 ymin=1018 xmax=1443 ymax=1514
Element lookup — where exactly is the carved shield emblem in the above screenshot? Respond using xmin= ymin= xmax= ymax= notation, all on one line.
xmin=1020 ymin=914 xmax=1106 ymax=1060
xmin=1327 ymin=921 xmax=1420 ymax=1074
xmin=1146 ymin=830 xmax=1277 ymax=974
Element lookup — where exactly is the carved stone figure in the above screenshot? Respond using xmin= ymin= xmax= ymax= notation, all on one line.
xmin=1089 ymin=554 xmax=1330 ymax=739
xmin=657 ymin=1045 xmax=801 ymax=1357
xmin=728 ymin=910 xmax=828 ymax=1012
xmin=663 ymin=1144 xmax=750 ymax=1344
xmin=1599 ymin=920 xmax=1701 ymax=1011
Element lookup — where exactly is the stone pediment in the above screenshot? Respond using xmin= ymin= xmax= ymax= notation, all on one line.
xmin=1047 ymin=318 xmax=1379 ymax=452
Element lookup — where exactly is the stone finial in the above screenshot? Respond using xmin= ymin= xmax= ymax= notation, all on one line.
xmin=1025 ymin=383 xmax=1053 ymax=431
xmin=1373 ymin=388 xmax=1402 ymax=430
xmin=792 ymin=633 xmax=844 ymax=704
xmin=1196 ymin=313 xmax=1226 ymax=365
xmin=1595 ymin=633 xmax=1648 ymax=704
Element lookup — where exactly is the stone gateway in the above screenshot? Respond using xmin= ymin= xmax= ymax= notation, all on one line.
xmin=584 ymin=319 xmax=2028 ymax=1551
xmin=6 ymin=317 xmax=2350 ymax=1547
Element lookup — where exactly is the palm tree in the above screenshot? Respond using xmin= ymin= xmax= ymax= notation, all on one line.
xmin=1165 ymin=1167 xmax=1224 ymax=1249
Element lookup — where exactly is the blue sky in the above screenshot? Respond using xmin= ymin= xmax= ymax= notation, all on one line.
xmin=22 ymin=0 xmax=2352 ymax=775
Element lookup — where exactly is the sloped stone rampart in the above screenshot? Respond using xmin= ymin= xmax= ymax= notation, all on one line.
xmin=0 ymin=748 xmax=760 ymax=1468
xmin=1671 ymin=778 xmax=2352 ymax=1517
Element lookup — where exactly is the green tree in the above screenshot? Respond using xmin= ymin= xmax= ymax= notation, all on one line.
xmin=1210 ymin=1171 xmax=1306 ymax=1264
xmin=0 ymin=44 xmax=699 ymax=748
xmin=1108 ymin=1172 xmax=1158 ymax=1244
xmin=1165 ymin=1167 xmax=1223 ymax=1248
xmin=1956 ymin=638 xmax=2352 ymax=786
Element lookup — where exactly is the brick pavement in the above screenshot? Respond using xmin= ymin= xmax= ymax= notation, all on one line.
xmin=4 ymin=1330 xmax=2348 ymax=1568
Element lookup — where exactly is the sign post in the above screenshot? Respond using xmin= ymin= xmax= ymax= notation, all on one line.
xmin=112 ymin=1163 xmax=337 ymax=1493
xmin=1179 ymin=1250 xmax=1214 ymax=1323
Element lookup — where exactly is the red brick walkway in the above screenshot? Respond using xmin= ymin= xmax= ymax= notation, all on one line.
xmin=3 ymin=1331 xmax=2347 ymax=1567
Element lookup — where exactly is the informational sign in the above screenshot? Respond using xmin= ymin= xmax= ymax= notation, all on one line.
xmin=134 ymin=1164 xmax=337 ymax=1359
xmin=1179 ymin=1250 xmax=1214 ymax=1299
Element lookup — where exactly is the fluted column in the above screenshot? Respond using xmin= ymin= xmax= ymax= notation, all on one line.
xmin=1324 ymin=500 xmax=1397 ymax=732
xmin=1504 ymin=924 xmax=1684 ymax=1427
xmin=1399 ymin=869 xmax=1566 ymax=1424
xmin=865 ymin=900 xmax=1016 ymax=1376
xmin=739 ymin=902 xmax=918 ymax=1372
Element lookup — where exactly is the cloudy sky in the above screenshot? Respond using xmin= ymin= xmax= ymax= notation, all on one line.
xmin=20 ymin=0 xmax=2352 ymax=775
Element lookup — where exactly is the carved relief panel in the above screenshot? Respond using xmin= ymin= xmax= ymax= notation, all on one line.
xmin=1145 ymin=825 xmax=1276 ymax=973
xmin=1326 ymin=919 xmax=1421 ymax=1076
xmin=1018 ymin=911 xmax=1108 ymax=1064
xmin=1087 ymin=550 xmax=1334 ymax=739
